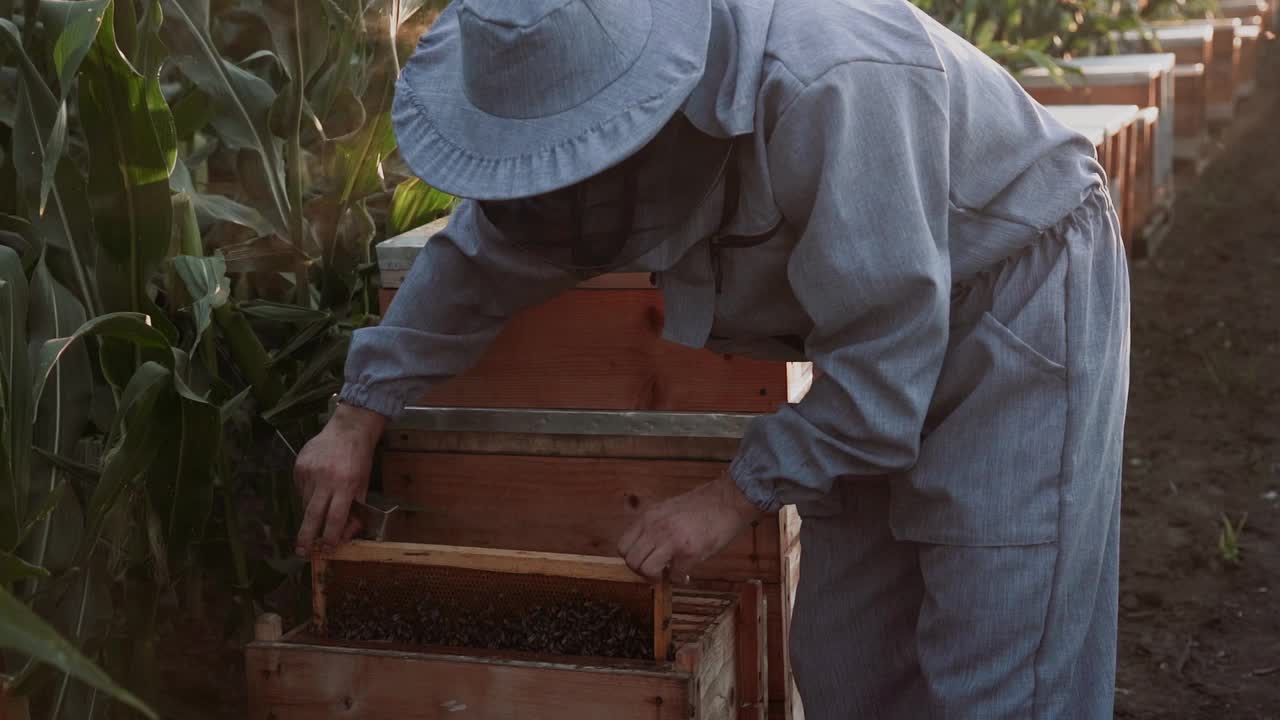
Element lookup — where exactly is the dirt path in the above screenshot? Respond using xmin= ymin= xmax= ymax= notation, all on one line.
xmin=1114 ymin=45 xmax=1280 ymax=720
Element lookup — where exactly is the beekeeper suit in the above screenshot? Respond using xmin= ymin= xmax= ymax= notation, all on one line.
xmin=292 ymin=0 xmax=1131 ymax=717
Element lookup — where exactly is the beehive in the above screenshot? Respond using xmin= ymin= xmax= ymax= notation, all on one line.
xmin=1235 ymin=24 xmax=1262 ymax=99
xmin=1216 ymin=0 xmax=1272 ymax=29
xmin=1013 ymin=53 xmax=1172 ymax=249
xmin=1041 ymin=105 xmax=1142 ymax=251
xmin=1112 ymin=26 xmax=1215 ymax=166
xmin=1171 ymin=63 xmax=1210 ymax=165
xmin=1150 ymin=18 xmax=1244 ymax=124
xmin=379 ymin=406 xmax=803 ymax=720
xmin=375 ymin=221 xmax=813 ymax=414
xmin=310 ymin=542 xmax=674 ymax=661
xmin=247 ymin=582 xmax=762 ymax=719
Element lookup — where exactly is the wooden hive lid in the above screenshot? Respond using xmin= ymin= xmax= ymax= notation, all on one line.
xmin=1043 ymin=110 xmax=1107 ymax=147
xmin=1123 ymin=24 xmax=1215 ymax=43
xmin=1019 ymin=61 xmax=1161 ymax=87
xmin=1062 ymin=53 xmax=1177 ymax=73
xmin=1149 ymin=17 xmax=1243 ymax=30
xmin=1043 ymin=104 xmax=1141 ymax=137
xmin=1215 ymin=0 xmax=1268 ymax=12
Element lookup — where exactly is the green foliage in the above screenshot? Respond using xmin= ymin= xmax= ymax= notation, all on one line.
xmin=3 ymin=0 xmax=1158 ymax=713
xmin=0 ymin=584 xmax=156 ymax=718
xmin=909 ymin=0 xmax=1144 ymax=72
xmin=2 ymin=0 xmax=454 ymax=715
xmin=1218 ymin=512 xmax=1247 ymax=566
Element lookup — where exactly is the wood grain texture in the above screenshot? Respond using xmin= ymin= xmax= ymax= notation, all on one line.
xmin=377 ymin=287 xmax=798 ymax=412
xmin=734 ymin=582 xmax=768 ymax=720
xmin=247 ymin=642 xmax=695 ymax=720
xmin=1025 ymin=77 xmax=1159 ymax=110
xmin=380 ymin=452 xmax=781 ymax=582
xmin=1173 ymin=67 xmax=1209 ymax=146
xmin=320 ymin=540 xmax=647 ymax=583
xmin=386 ymin=428 xmax=742 ymax=461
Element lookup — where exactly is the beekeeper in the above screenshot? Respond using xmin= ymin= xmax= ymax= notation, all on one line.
xmin=292 ymin=0 xmax=1131 ymax=716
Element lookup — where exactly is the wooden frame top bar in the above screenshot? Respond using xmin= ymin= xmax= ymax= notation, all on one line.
xmin=321 ymin=540 xmax=648 ymax=584
xmin=1172 ymin=62 xmax=1207 ymax=77
xmin=391 ymin=405 xmax=757 ymax=438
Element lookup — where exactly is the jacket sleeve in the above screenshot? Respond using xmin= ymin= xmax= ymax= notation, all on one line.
xmin=338 ymin=200 xmax=582 ymax=419
xmin=729 ymin=61 xmax=953 ymax=511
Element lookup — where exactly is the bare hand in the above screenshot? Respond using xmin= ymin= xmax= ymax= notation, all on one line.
xmin=293 ymin=403 xmax=389 ymax=556
xmin=617 ymin=471 xmax=765 ymax=583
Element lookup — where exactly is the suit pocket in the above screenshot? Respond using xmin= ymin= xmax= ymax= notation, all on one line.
xmin=890 ymin=311 xmax=1067 ymax=546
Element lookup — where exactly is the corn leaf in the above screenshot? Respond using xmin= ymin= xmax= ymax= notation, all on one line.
xmin=237 ymin=299 xmax=330 ymax=323
xmin=0 ymin=18 xmax=59 ymax=218
xmin=388 ymin=176 xmax=455 ymax=236
xmin=0 ymin=245 xmax=30 ymax=550
xmin=78 ymin=361 xmax=173 ymax=567
xmin=79 ymin=0 xmax=178 ymax=350
xmin=25 ymin=260 xmax=92 ymax=578
xmin=189 ymin=194 xmax=273 ymax=237
xmin=0 ymin=584 xmax=156 ymax=718
xmin=161 ymin=0 xmax=291 ymax=236
xmin=40 ymin=0 xmax=111 ymax=99
xmin=145 ymin=391 xmax=220 ymax=577
xmin=335 ymin=110 xmax=396 ymax=206
xmin=170 ymin=254 xmax=229 ymax=352
xmin=31 ymin=313 xmax=172 ymax=421
xmin=0 ymin=550 xmax=48 ymax=583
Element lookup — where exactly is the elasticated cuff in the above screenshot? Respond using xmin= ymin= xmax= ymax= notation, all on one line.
xmin=729 ymin=449 xmax=784 ymax=514
xmin=337 ymin=382 xmax=410 ymax=421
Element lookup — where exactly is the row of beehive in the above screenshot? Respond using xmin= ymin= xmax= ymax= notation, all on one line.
xmin=246 ymin=5 xmax=1274 ymax=719
xmin=1021 ymin=1 xmax=1273 ymax=256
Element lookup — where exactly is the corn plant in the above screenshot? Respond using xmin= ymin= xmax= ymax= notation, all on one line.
xmin=911 ymin=0 xmax=1145 ymax=72
xmin=2 ymin=0 xmax=453 ymax=714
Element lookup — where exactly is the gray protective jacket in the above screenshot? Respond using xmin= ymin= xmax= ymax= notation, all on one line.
xmin=339 ymin=0 xmax=1103 ymax=512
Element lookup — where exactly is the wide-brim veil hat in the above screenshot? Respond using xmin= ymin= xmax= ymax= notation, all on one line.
xmin=392 ymin=0 xmax=715 ymax=201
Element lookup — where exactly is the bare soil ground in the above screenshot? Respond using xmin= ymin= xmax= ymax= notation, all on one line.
xmin=1113 ymin=46 xmax=1280 ymax=720
xmin=153 ymin=49 xmax=1280 ymax=720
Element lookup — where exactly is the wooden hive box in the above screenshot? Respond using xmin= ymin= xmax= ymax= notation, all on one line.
xmin=247 ymin=583 xmax=759 ymax=719
xmin=376 ymin=222 xmax=812 ymax=413
xmin=1235 ymin=23 xmax=1262 ymax=99
xmin=1216 ymin=0 xmax=1272 ymax=29
xmin=378 ymin=406 xmax=807 ymax=720
xmin=1112 ymin=26 xmax=1214 ymax=165
xmin=1171 ymin=63 xmax=1210 ymax=165
xmin=1150 ymin=18 xmax=1243 ymax=124
xmin=1040 ymin=104 xmax=1141 ymax=250
xmin=1018 ymin=56 xmax=1169 ymax=229
xmin=1115 ymin=24 xmax=1214 ymax=66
